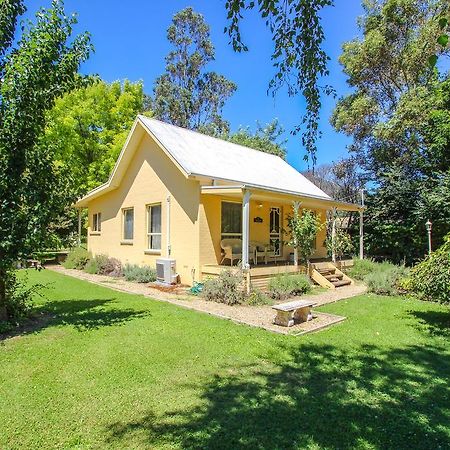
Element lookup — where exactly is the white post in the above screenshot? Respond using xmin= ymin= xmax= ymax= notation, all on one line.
xmin=359 ymin=189 xmax=365 ymax=260
xmin=77 ymin=209 xmax=82 ymax=247
xmin=166 ymin=194 xmax=171 ymax=256
xmin=242 ymin=190 xmax=251 ymax=270
xmin=331 ymin=207 xmax=337 ymax=263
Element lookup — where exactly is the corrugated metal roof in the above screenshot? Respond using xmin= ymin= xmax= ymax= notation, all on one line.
xmin=139 ymin=116 xmax=331 ymax=200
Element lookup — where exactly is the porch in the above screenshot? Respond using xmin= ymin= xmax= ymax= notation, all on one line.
xmin=199 ymin=184 xmax=363 ymax=291
xmin=200 ymin=258 xmax=355 ymax=290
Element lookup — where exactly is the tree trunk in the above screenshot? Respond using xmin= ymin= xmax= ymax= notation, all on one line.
xmin=0 ymin=269 xmax=8 ymax=322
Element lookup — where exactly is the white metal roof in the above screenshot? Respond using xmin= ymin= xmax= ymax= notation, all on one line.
xmin=139 ymin=116 xmax=331 ymax=200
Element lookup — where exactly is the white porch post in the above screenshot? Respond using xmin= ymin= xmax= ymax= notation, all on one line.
xmin=242 ymin=189 xmax=251 ymax=294
xmin=77 ymin=208 xmax=82 ymax=247
xmin=359 ymin=189 xmax=364 ymax=260
xmin=242 ymin=189 xmax=251 ymax=270
xmin=331 ymin=207 xmax=337 ymax=263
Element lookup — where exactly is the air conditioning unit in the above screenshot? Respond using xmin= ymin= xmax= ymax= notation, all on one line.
xmin=156 ymin=258 xmax=178 ymax=284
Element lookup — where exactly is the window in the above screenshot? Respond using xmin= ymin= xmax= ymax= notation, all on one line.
xmin=147 ymin=203 xmax=162 ymax=251
xmin=221 ymin=202 xmax=242 ymax=239
xmin=92 ymin=213 xmax=101 ymax=232
xmin=122 ymin=208 xmax=134 ymax=241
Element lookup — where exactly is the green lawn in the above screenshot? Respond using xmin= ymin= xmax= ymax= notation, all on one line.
xmin=1 ymin=270 xmax=450 ymax=450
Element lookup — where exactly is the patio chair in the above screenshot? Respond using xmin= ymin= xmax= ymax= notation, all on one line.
xmin=220 ymin=239 xmax=256 ymax=266
xmin=250 ymin=241 xmax=270 ymax=265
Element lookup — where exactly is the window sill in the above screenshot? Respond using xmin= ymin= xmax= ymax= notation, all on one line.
xmin=90 ymin=232 xmax=101 ymax=236
xmin=120 ymin=240 xmax=133 ymax=245
xmin=144 ymin=249 xmax=161 ymax=255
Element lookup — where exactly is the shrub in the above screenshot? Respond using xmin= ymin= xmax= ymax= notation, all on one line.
xmin=364 ymin=265 xmax=409 ymax=296
xmin=349 ymin=259 xmax=409 ymax=295
xmin=406 ymin=234 xmax=450 ymax=303
xmin=63 ymin=247 xmax=90 ymax=270
xmin=0 ymin=272 xmax=40 ymax=332
xmin=201 ymin=270 xmax=244 ymax=305
xmin=84 ymin=258 xmax=98 ymax=274
xmin=245 ymin=289 xmax=273 ymax=306
xmin=268 ymin=274 xmax=311 ymax=301
xmin=123 ymin=264 xmax=156 ymax=283
xmin=101 ymin=257 xmax=123 ymax=277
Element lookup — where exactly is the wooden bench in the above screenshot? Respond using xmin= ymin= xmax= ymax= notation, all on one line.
xmin=272 ymin=300 xmax=317 ymax=327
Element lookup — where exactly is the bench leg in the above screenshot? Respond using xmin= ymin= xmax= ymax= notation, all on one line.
xmin=293 ymin=306 xmax=311 ymax=323
xmin=273 ymin=310 xmax=295 ymax=327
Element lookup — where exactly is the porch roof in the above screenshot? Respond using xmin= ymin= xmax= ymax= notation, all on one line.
xmin=201 ymin=185 xmax=363 ymax=212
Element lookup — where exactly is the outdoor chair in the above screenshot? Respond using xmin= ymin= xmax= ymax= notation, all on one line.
xmin=220 ymin=239 xmax=256 ymax=266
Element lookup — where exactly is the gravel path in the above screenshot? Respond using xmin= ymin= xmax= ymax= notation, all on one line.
xmin=47 ymin=265 xmax=366 ymax=335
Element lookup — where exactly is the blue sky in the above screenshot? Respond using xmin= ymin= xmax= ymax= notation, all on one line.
xmin=26 ymin=0 xmax=364 ymax=171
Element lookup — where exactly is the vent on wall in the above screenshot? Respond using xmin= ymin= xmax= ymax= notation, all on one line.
xmin=156 ymin=258 xmax=178 ymax=284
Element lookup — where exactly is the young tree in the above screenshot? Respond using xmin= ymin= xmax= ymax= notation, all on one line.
xmin=225 ymin=119 xmax=287 ymax=159
xmin=286 ymin=202 xmax=324 ymax=265
xmin=0 ymin=0 xmax=91 ymax=322
xmin=224 ymin=0 xmax=333 ymax=166
xmin=43 ymin=79 xmax=146 ymax=194
xmin=154 ymin=7 xmax=236 ymax=135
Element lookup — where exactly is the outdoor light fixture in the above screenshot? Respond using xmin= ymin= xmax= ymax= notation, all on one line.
xmin=426 ymin=219 xmax=432 ymax=254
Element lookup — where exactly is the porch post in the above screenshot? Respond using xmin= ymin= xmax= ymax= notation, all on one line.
xmin=242 ymin=189 xmax=251 ymax=269
xmin=359 ymin=189 xmax=364 ymax=259
xmin=242 ymin=189 xmax=251 ymax=294
xmin=77 ymin=208 xmax=82 ymax=247
xmin=331 ymin=207 xmax=337 ymax=263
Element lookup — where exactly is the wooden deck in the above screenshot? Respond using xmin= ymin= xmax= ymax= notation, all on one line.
xmin=201 ymin=258 xmax=354 ymax=290
xmin=201 ymin=262 xmax=305 ymax=290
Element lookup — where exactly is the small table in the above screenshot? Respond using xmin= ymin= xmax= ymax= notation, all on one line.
xmin=272 ymin=300 xmax=317 ymax=327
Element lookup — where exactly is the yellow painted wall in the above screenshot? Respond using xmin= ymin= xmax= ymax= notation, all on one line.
xmin=87 ymin=133 xmax=200 ymax=284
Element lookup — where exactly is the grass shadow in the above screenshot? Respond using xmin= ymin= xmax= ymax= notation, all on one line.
xmin=1 ymin=297 xmax=150 ymax=340
xmin=105 ymin=342 xmax=450 ymax=449
xmin=409 ymin=309 xmax=450 ymax=338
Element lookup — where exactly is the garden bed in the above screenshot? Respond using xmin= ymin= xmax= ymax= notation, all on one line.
xmin=48 ymin=265 xmax=363 ymax=335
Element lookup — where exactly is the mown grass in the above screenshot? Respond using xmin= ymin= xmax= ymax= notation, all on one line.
xmin=1 ymin=269 xmax=450 ymax=449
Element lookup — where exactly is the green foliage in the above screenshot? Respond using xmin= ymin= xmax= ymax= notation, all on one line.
xmin=83 ymin=258 xmax=98 ymax=275
xmin=63 ymin=247 xmax=90 ymax=270
xmin=326 ymin=228 xmax=354 ymax=261
xmin=268 ymin=274 xmax=311 ymax=301
xmin=349 ymin=259 xmax=409 ymax=296
xmin=244 ymin=289 xmax=273 ymax=306
xmin=0 ymin=271 xmax=40 ymax=331
xmin=201 ymin=270 xmax=244 ymax=305
xmin=407 ymin=233 xmax=450 ymax=303
xmin=224 ymin=0 xmax=332 ymax=165
xmin=225 ymin=119 xmax=286 ymax=159
xmin=0 ymin=0 xmax=91 ymax=321
xmin=286 ymin=203 xmax=324 ymax=264
xmin=154 ymin=7 xmax=236 ymax=135
xmin=123 ymin=264 xmax=156 ymax=283
xmin=365 ymin=265 xmax=410 ymax=296
xmin=44 ymin=79 xmax=147 ymax=194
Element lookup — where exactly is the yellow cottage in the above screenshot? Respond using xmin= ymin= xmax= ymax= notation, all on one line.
xmin=75 ymin=116 xmax=362 ymax=288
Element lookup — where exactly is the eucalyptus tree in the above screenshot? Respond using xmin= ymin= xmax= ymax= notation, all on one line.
xmin=154 ymin=7 xmax=237 ymax=135
xmin=0 ymin=0 xmax=91 ymax=321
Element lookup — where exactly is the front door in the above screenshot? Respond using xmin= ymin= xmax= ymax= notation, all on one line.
xmin=269 ymin=207 xmax=282 ymax=258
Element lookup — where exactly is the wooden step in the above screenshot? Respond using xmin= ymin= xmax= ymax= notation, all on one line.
xmin=325 ymin=273 xmax=343 ymax=281
xmin=332 ymin=279 xmax=351 ymax=288
xmin=317 ymin=268 xmax=335 ymax=275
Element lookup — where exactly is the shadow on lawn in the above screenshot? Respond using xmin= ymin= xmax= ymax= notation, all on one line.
xmin=106 ymin=342 xmax=450 ymax=449
xmin=409 ymin=309 xmax=450 ymax=338
xmin=1 ymin=298 xmax=149 ymax=340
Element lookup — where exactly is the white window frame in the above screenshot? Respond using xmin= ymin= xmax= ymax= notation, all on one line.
xmin=146 ymin=203 xmax=162 ymax=252
xmin=122 ymin=207 xmax=134 ymax=242
xmin=92 ymin=212 xmax=101 ymax=232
